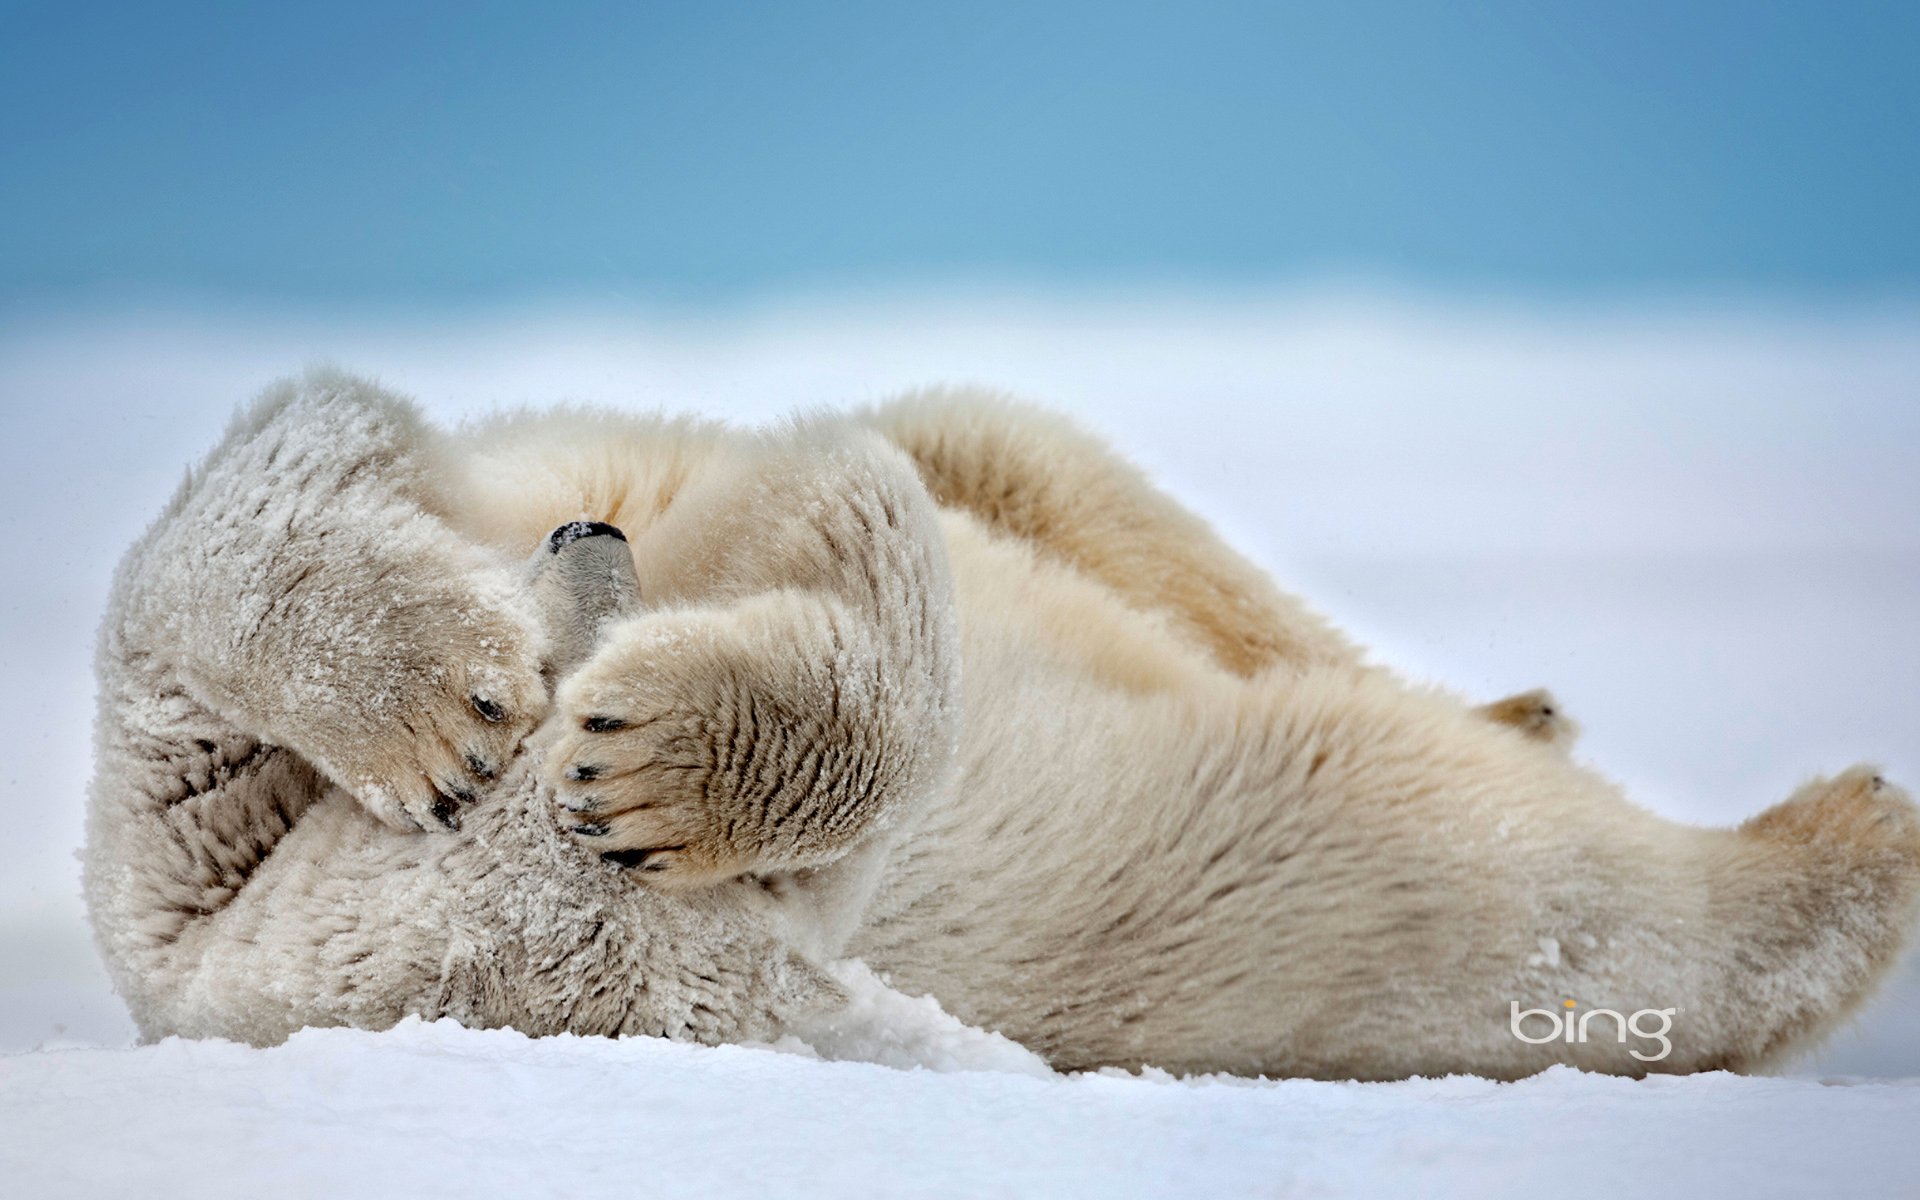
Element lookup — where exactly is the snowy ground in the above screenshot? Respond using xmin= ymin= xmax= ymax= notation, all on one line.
xmin=9 ymin=1019 xmax=1920 ymax=1200
xmin=2 ymin=291 xmax=1918 ymax=1195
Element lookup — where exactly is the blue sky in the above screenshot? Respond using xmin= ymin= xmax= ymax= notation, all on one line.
xmin=2 ymin=0 xmax=1916 ymax=309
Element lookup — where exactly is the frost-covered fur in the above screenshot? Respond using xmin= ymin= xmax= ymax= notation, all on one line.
xmin=85 ymin=371 xmax=1920 ymax=1078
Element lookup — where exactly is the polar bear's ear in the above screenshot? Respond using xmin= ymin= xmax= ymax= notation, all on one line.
xmin=524 ymin=522 xmax=642 ymax=680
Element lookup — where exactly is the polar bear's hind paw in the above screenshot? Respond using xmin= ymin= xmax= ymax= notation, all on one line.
xmin=1742 ymin=765 xmax=1920 ymax=851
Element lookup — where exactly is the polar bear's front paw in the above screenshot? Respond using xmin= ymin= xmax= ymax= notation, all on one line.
xmin=543 ymin=597 xmax=911 ymax=890
xmin=348 ymin=670 xmax=546 ymax=834
xmin=543 ymin=602 xmax=839 ymax=890
xmin=546 ymin=710 xmax=743 ymax=889
xmin=289 ymin=571 xmax=551 ymax=835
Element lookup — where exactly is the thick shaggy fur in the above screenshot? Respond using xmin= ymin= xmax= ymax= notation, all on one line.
xmin=85 ymin=371 xmax=1920 ymax=1078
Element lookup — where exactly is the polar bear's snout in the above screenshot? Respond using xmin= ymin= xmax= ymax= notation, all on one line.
xmin=526 ymin=522 xmax=643 ymax=679
xmin=546 ymin=520 xmax=628 ymax=553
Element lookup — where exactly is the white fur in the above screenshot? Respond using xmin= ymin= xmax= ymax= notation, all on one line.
xmin=85 ymin=370 xmax=1920 ymax=1078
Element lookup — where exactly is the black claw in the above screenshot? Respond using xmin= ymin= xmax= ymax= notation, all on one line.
xmin=471 ymin=696 xmax=507 ymax=724
xmin=583 ymin=716 xmax=627 ymax=733
xmin=429 ymin=793 xmax=462 ymax=831
xmin=602 ymin=845 xmax=683 ymax=869
xmin=567 ymin=764 xmax=602 ymax=782
xmin=547 ymin=521 xmax=628 ymax=553
xmin=561 ymin=795 xmax=600 ymax=814
xmin=572 ymin=822 xmax=610 ymax=837
xmin=466 ymin=753 xmax=498 ymax=781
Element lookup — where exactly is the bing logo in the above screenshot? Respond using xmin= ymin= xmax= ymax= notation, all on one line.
xmin=1509 ymin=998 xmax=1676 ymax=1062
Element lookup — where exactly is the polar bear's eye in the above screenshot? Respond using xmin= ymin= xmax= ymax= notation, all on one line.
xmin=471 ymin=695 xmax=507 ymax=724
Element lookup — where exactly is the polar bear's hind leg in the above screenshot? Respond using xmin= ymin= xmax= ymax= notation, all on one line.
xmin=870 ymin=395 xmax=1583 ymax=749
xmin=1715 ymin=766 xmax=1920 ymax=1068
xmin=864 ymin=392 xmax=1361 ymax=677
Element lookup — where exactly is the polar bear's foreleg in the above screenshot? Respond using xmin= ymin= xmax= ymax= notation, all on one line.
xmin=542 ymin=419 xmax=961 ymax=889
xmin=87 ymin=647 xmax=330 ymax=1033
xmin=102 ymin=371 xmax=549 ymax=835
xmin=863 ymin=392 xmax=1360 ymax=676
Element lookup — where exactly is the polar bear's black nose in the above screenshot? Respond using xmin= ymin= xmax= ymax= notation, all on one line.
xmin=547 ymin=521 xmax=628 ymax=553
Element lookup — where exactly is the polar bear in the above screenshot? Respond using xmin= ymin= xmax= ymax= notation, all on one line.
xmin=84 ymin=369 xmax=1920 ymax=1079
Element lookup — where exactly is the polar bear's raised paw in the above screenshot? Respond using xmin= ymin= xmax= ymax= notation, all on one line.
xmin=542 ymin=607 xmax=813 ymax=890
xmin=316 ymin=578 xmax=549 ymax=835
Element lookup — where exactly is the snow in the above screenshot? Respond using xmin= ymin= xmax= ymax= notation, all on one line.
xmin=3 ymin=289 xmax=1919 ymax=1194
xmin=6 ymin=1019 xmax=1918 ymax=1199
xmin=776 ymin=961 xmax=1054 ymax=1077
